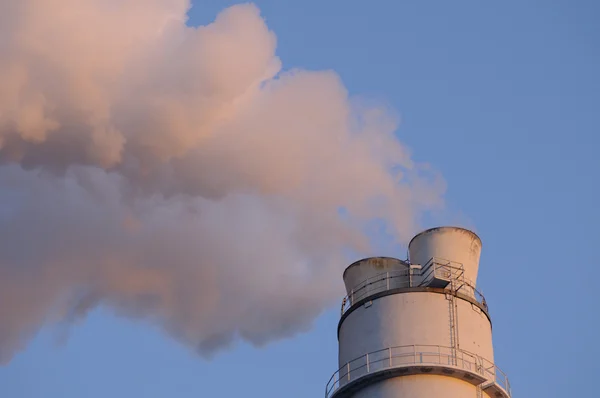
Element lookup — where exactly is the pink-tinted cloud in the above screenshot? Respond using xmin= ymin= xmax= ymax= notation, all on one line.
xmin=0 ymin=1 xmax=445 ymax=362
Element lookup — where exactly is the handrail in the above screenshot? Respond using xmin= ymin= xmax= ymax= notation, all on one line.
xmin=325 ymin=344 xmax=511 ymax=398
xmin=419 ymin=257 xmax=464 ymax=285
xmin=481 ymin=356 xmax=511 ymax=394
xmin=341 ymin=271 xmax=411 ymax=314
xmin=341 ymin=257 xmax=488 ymax=316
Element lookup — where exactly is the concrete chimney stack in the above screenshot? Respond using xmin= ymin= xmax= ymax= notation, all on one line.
xmin=324 ymin=227 xmax=511 ymax=398
xmin=409 ymin=227 xmax=482 ymax=287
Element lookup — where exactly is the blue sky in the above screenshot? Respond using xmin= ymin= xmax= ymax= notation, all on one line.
xmin=2 ymin=1 xmax=599 ymax=397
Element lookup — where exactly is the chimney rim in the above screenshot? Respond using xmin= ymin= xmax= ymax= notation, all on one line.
xmin=408 ymin=226 xmax=482 ymax=250
xmin=342 ymin=256 xmax=408 ymax=279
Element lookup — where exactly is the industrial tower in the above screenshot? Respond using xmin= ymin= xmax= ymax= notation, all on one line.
xmin=324 ymin=227 xmax=511 ymax=398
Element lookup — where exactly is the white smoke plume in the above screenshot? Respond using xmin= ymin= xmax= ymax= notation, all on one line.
xmin=0 ymin=0 xmax=445 ymax=362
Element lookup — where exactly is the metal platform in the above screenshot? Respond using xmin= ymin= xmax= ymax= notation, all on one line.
xmin=325 ymin=344 xmax=511 ymax=398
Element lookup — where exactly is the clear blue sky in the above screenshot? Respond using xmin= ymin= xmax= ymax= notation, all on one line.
xmin=2 ymin=0 xmax=599 ymax=397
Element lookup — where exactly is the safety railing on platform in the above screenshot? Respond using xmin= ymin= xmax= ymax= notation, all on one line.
xmin=341 ymin=270 xmax=411 ymax=315
xmin=419 ymin=257 xmax=464 ymax=284
xmin=481 ymin=356 xmax=511 ymax=394
xmin=325 ymin=344 xmax=511 ymax=398
xmin=341 ymin=257 xmax=488 ymax=316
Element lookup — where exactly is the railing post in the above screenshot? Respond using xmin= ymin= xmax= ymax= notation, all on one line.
xmin=386 ymin=272 xmax=389 ymax=290
xmin=413 ymin=345 xmax=416 ymax=363
xmin=351 ymin=289 xmax=354 ymax=305
xmin=366 ymin=353 xmax=370 ymax=373
xmin=389 ymin=347 xmax=392 ymax=367
xmin=347 ymin=362 xmax=350 ymax=381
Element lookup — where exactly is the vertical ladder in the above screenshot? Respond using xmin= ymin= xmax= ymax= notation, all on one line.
xmin=476 ymin=355 xmax=485 ymax=398
xmin=476 ymin=385 xmax=483 ymax=398
xmin=447 ymin=279 xmax=460 ymax=366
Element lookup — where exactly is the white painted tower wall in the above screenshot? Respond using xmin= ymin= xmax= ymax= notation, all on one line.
xmin=325 ymin=227 xmax=511 ymax=398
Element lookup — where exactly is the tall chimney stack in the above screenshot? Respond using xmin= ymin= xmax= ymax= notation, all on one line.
xmin=324 ymin=227 xmax=511 ymax=398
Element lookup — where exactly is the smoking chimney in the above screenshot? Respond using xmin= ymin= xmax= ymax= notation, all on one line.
xmin=324 ymin=226 xmax=511 ymax=398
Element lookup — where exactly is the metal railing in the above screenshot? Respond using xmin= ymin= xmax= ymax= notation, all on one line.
xmin=481 ymin=356 xmax=511 ymax=394
xmin=325 ymin=344 xmax=511 ymax=398
xmin=419 ymin=257 xmax=464 ymax=284
xmin=341 ymin=270 xmax=411 ymax=314
xmin=341 ymin=258 xmax=488 ymax=316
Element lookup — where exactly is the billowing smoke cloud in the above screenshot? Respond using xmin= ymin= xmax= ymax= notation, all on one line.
xmin=0 ymin=0 xmax=445 ymax=362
